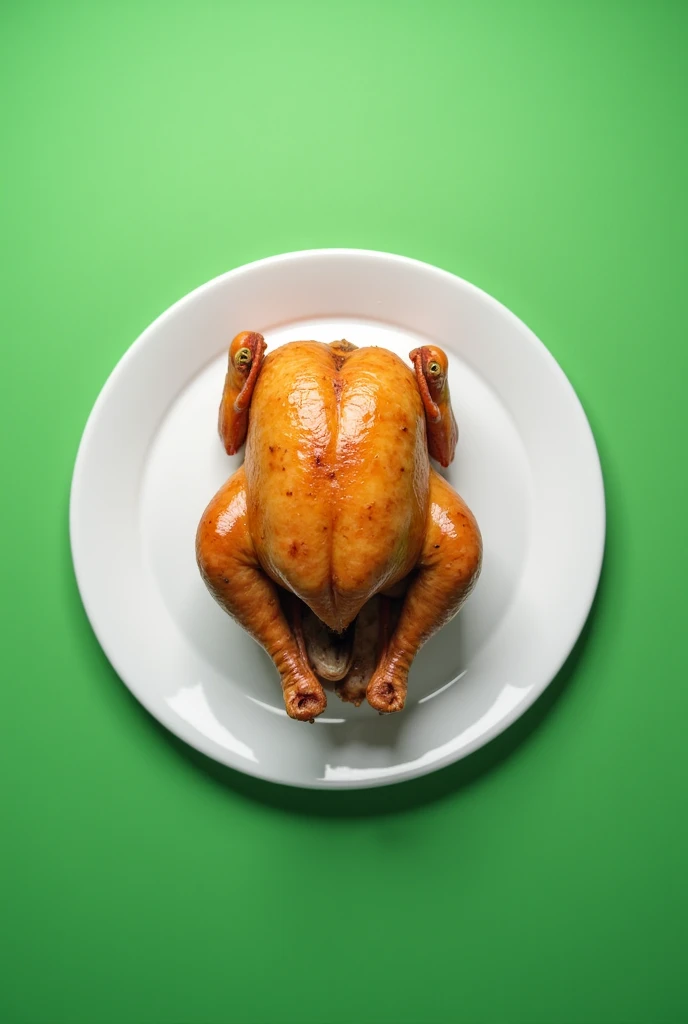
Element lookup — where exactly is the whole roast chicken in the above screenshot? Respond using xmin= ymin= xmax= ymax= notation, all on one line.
xmin=196 ymin=331 xmax=482 ymax=720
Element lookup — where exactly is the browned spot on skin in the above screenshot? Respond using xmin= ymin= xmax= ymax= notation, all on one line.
xmin=315 ymin=454 xmax=323 ymax=467
xmin=402 ymin=426 xmax=408 ymax=432
xmin=268 ymin=445 xmax=276 ymax=453
xmin=333 ymin=356 xmax=346 ymax=371
xmin=434 ymin=544 xmax=440 ymax=549
xmin=400 ymin=467 xmax=405 ymax=473
xmin=288 ymin=541 xmax=299 ymax=557
xmin=298 ymin=694 xmax=318 ymax=709
xmin=327 ymin=471 xmax=336 ymax=480
xmin=281 ymin=467 xmax=285 ymax=471
xmin=286 ymin=491 xmax=293 ymax=496
xmin=333 ymin=377 xmax=344 ymax=398
xmin=322 ymin=526 xmax=328 ymax=531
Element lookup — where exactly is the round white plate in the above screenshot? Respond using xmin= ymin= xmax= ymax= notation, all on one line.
xmin=71 ymin=249 xmax=604 ymax=789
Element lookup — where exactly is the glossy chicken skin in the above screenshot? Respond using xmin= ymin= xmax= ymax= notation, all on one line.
xmin=196 ymin=331 xmax=482 ymax=720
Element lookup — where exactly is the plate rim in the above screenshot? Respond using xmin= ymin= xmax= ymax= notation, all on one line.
xmin=70 ymin=248 xmax=606 ymax=789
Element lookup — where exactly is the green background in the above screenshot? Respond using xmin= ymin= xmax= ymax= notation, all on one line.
xmin=2 ymin=2 xmax=687 ymax=1022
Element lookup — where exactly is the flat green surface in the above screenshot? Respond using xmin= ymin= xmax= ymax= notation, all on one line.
xmin=2 ymin=3 xmax=687 ymax=1023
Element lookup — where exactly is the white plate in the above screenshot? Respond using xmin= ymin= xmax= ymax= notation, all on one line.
xmin=70 ymin=249 xmax=604 ymax=789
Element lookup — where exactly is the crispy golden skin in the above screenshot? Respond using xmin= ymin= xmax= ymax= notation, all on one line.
xmin=197 ymin=334 xmax=482 ymax=720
